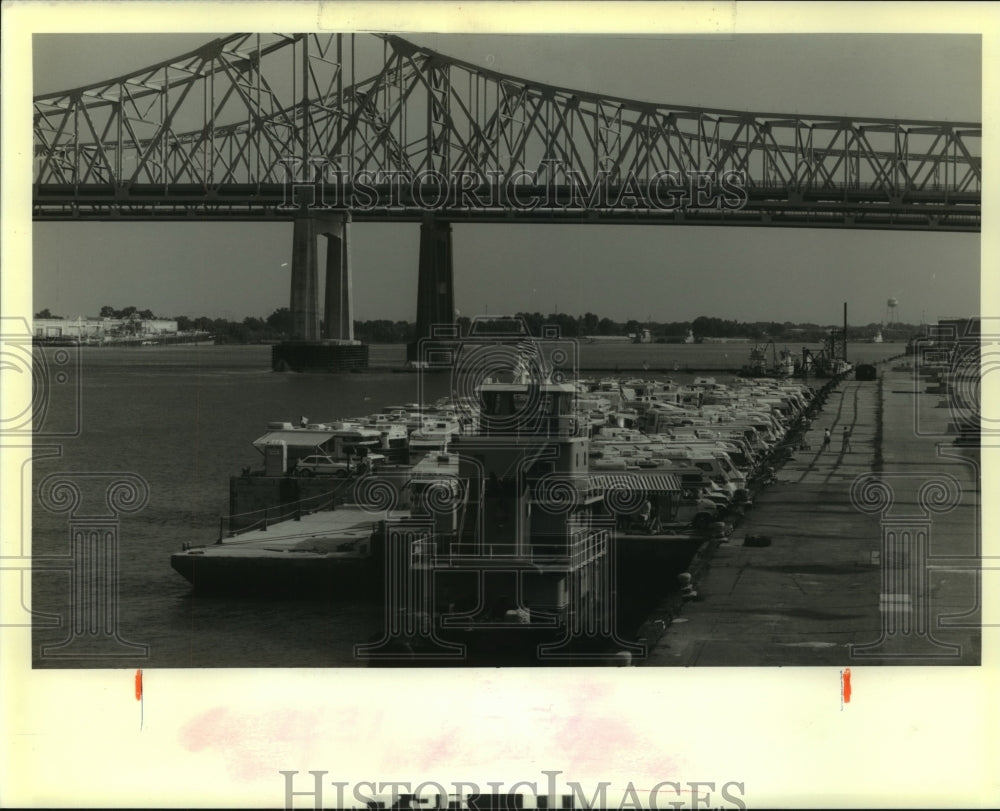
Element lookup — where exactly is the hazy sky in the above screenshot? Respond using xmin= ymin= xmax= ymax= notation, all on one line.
xmin=30 ymin=32 xmax=981 ymax=326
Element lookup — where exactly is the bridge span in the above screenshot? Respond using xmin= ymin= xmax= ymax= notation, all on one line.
xmin=33 ymin=33 xmax=981 ymax=356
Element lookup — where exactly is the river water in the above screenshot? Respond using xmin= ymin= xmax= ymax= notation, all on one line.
xmin=30 ymin=341 xmax=904 ymax=668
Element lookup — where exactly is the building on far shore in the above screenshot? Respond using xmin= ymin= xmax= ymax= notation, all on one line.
xmin=34 ymin=316 xmax=179 ymax=341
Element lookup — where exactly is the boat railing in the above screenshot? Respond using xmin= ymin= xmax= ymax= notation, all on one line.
xmin=475 ymin=414 xmax=588 ymax=440
xmin=219 ymin=484 xmax=350 ymax=541
xmin=411 ymin=526 xmax=609 ymax=568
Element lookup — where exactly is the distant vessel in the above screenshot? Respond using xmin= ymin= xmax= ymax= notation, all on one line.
xmin=872 ymin=329 xmax=884 ymax=343
xmin=740 ymin=341 xmax=797 ymax=378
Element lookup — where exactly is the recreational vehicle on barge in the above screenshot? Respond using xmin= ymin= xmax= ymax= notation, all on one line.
xmin=171 ymin=321 xmax=825 ymax=661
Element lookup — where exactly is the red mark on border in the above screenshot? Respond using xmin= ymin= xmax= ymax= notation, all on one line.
xmin=841 ymin=668 xmax=852 ymax=707
xmin=135 ymin=669 xmax=144 ymax=730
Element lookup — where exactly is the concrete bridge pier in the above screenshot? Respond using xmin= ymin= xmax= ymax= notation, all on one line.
xmin=274 ymin=211 xmax=368 ymax=372
xmin=323 ymin=213 xmax=354 ymax=341
xmin=289 ymin=215 xmax=321 ymax=340
xmin=409 ymin=215 xmax=456 ymax=362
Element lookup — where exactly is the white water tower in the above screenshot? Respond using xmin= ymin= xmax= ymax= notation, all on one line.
xmin=885 ymin=297 xmax=899 ymax=325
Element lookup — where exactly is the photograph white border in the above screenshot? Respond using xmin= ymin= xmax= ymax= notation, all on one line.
xmin=2 ymin=2 xmax=998 ymax=807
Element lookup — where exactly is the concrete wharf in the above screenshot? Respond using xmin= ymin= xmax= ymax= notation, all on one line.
xmin=645 ymin=361 xmax=980 ymax=666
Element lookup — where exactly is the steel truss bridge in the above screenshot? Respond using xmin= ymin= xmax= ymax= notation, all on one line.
xmin=33 ymin=33 xmax=982 ymax=346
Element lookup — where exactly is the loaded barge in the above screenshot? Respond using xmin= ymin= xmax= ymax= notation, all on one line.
xmin=172 ymin=318 xmax=831 ymax=661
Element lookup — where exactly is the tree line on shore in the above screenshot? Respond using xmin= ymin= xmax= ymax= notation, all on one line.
xmin=35 ymin=305 xmax=920 ymax=344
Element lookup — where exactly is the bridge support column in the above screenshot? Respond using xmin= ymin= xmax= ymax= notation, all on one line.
xmin=275 ymin=212 xmax=367 ymax=372
xmin=290 ymin=215 xmax=321 ymax=341
xmin=411 ymin=215 xmax=455 ymax=361
xmin=323 ymin=213 xmax=354 ymax=341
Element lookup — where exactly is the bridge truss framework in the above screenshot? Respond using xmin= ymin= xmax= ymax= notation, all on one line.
xmin=33 ymin=33 xmax=981 ymax=231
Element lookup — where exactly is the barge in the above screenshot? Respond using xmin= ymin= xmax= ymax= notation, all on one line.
xmin=172 ymin=317 xmax=827 ymax=660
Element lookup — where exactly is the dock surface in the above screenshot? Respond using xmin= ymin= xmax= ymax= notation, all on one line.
xmin=646 ymin=362 xmax=980 ymax=666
